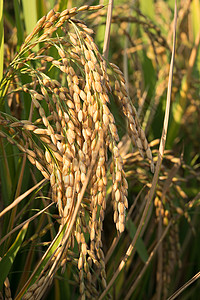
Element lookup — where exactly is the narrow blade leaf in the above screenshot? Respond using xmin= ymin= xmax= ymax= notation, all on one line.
xmin=0 ymin=223 xmax=28 ymax=290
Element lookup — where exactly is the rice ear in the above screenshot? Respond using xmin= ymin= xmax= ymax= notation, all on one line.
xmin=1 ymin=4 xmax=155 ymax=299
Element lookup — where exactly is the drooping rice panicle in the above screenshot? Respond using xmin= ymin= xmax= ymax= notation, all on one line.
xmin=0 ymin=4 xmax=155 ymax=299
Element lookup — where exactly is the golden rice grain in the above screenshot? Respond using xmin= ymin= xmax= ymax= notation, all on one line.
xmin=88 ymin=60 xmax=95 ymax=71
xmin=94 ymin=81 xmax=102 ymax=93
xmin=60 ymin=9 xmax=69 ymax=17
xmin=69 ymin=7 xmax=77 ymax=14
xmin=88 ymin=5 xmax=104 ymax=11
xmin=67 ymin=100 xmax=75 ymax=109
xmin=46 ymin=9 xmax=55 ymax=21
xmin=33 ymin=128 xmax=48 ymax=135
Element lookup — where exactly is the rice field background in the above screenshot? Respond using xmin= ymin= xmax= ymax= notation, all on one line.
xmin=0 ymin=0 xmax=200 ymax=299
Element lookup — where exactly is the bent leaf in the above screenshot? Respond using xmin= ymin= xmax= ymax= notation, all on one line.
xmin=0 ymin=222 xmax=28 ymax=290
xmin=126 ymin=219 xmax=149 ymax=263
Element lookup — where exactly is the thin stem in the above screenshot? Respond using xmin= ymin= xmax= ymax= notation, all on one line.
xmin=103 ymin=0 xmax=114 ymax=60
xmin=167 ymin=271 xmax=200 ymax=300
xmin=125 ymin=221 xmax=171 ymax=300
xmin=99 ymin=1 xmax=177 ymax=298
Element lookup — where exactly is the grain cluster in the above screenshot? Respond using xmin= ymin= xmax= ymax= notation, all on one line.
xmin=0 ymin=5 xmax=154 ymax=299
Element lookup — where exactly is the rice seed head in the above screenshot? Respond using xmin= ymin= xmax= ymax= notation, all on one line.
xmin=2 ymin=3 xmax=158 ymax=297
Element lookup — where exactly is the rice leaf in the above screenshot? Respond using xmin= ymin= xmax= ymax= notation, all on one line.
xmin=21 ymin=0 xmax=37 ymax=36
xmin=167 ymin=5 xmax=200 ymax=148
xmin=48 ymin=0 xmax=55 ymax=9
xmin=36 ymin=0 xmax=46 ymax=19
xmin=13 ymin=0 xmax=24 ymax=46
xmin=15 ymin=222 xmax=68 ymax=300
xmin=0 ymin=139 xmax=13 ymax=205
xmin=191 ymin=0 xmax=200 ymax=38
xmin=126 ymin=219 xmax=148 ymax=263
xmin=58 ymin=0 xmax=68 ymax=11
xmin=0 ymin=223 xmax=28 ymax=290
xmin=140 ymin=0 xmax=155 ymax=20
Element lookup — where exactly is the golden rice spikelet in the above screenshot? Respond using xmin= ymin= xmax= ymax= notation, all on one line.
xmin=113 ymin=67 xmax=154 ymax=172
xmin=111 ymin=145 xmax=128 ymax=233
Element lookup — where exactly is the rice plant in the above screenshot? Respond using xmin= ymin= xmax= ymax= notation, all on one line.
xmin=0 ymin=1 xmax=200 ymax=300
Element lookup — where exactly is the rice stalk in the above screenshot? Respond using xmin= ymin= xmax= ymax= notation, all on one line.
xmin=103 ymin=0 xmax=114 ymax=60
xmin=99 ymin=1 xmax=177 ymax=298
xmin=167 ymin=271 xmax=200 ymax=300
xmin=124 ymin=221 xmax=171 ymax=300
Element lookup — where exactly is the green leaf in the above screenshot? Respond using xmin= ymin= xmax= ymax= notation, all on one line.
xmin=58 ymin=0 xmax=68 ymax=12
xmin=0 ymin=223 xmax=28 ymax=290
xmin=13 ymin=0 xmax=24 ymax=46
xmin=48 ymin=0 xmax=56 ymax=9
xmin=126 ymin=219 xmax=149 ymax=263
xmin=0 ymin=138 xmax=13 ymax=204
xmin=21 ymin=0 xmax=37 ymax=36
xmin=36 ymin=0 xmax=46 ymax=20
xmin=191 ymin=0 xmax=200 ymax=39
xmin=15 ymin=223 xmax=68 ymax=299
xmin=21 ymin=0 xmax=39 ymax=52
xmin=140 ymin=0 xmax=155 ymax=20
